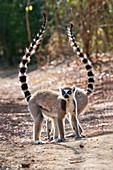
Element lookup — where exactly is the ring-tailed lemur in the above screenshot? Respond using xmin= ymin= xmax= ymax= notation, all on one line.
xmin=58 ymin=23 xmax=95 ymax=138
xmin=19 ymin=14 xmax=69 ymax=144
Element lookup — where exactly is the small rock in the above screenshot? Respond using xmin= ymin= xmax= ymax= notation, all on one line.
xmin=21 ymin=163 xmax=30 ymax=168
xmin=79 ymin=144 xmax=84 ymax=148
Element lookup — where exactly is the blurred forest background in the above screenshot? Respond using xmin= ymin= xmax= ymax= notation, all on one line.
xmin=0 ymin=0 xmax=113 ymax=69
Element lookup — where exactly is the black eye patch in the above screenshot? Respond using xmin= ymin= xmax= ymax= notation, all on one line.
xmin=67 ymin=90 xmax=72 ymax=95
xmin=62 ymin=90 xmax=64 ymax=94
xmin=62 ymin=90 xmax=66 ymax=95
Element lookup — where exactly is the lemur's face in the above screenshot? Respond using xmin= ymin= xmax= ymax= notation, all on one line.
xmin=61 ymin=88 xmax=72 ymax=98
xmin=59 ymin=86 xmax=75 ymax=99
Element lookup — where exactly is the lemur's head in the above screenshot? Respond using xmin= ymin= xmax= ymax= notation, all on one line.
xmin=59 ymin=85 xmax=87 ymax=100
xmin=59 ymin=85 xmax=75 ymax=100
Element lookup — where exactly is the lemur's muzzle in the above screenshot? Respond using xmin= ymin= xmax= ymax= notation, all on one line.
xmin=64 ymin=94 xmax=69 ymax=98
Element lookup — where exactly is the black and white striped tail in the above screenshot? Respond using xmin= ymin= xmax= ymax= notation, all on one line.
xmin=67 ymin=23 xmax=94 ymax=96
xmin=18 ymin=13 xmax=47 ymax=102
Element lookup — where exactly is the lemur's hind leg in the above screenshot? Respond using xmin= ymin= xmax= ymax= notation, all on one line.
xmin=28 ymin=102 xmax=45 ymax=144
xmin=52 ymin=117 xmax=58 ymax=139
xmin=56 ymin=100 xmax=67 ymax=142
xmin=46 ymin=118 xmax=58 ymax=141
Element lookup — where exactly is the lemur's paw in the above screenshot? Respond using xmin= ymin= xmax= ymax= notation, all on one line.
xmin=57 ymin=138 xmax=65 ymax=143
xmin=34 ymin=140 xmax=46 ymax=145
xmin=75 ymin=135 xmax=86 ymax=140
xmin=75 ymin=135 xmax=82 ymax=140
xmin=51 ymin=138 xmax=65 ymax=143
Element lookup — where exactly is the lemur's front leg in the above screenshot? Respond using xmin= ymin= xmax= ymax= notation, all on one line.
xmin=70 ymin=113 xmax=83 ymax=139
xmin=57 ymin=116 xmax=65 ymax=142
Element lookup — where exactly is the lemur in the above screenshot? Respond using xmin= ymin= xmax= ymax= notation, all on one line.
xmin=58 ymin=23 xmax=94 ymax=138
xmin=19 ymin=14 xmax=69 ymax=144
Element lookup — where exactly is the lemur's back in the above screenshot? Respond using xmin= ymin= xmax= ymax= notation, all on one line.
xmin=29 ymin=90 xmax=65 ymax=117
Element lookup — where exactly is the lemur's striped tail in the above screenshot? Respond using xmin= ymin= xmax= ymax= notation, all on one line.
xmin=67 ymin=23 xmax=94 ymax=96
xmin=18 ymin=13 xmax=47 ymax=102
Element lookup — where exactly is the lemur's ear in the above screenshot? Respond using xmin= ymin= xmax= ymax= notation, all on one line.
xmin=59 ymin=86 xmax=63 ymax=92
xmin=72 ymin=85 xmax=76 ymax=92
xmin=58 ymin=86 xmax=64 ymax=99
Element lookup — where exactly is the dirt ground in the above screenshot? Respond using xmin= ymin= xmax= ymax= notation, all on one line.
xmin=0 ymin=59 xmax=113 ymax=170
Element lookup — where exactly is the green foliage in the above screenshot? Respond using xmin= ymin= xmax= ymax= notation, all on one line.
xmin=0 ymin=0 xmax=113 ymax=66
xmin=0 ymin=0 xmax=44 ymax=66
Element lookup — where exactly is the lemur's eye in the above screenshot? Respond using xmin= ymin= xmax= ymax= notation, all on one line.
xmin=77 ymin=92 xmax=81 ymax=97
xmin=67 ymin=90 xmax=71 ymax=95
xmin=62 ymin=90 xmax=65 ymax=95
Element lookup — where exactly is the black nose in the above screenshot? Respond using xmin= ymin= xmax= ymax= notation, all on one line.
xmin=64 ymin=94 xmax=69 ymax=98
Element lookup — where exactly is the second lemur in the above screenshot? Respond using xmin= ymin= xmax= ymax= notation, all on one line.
xmin=58 ymin=23 xmax=95 ymax=138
